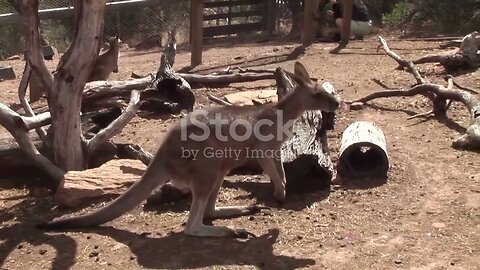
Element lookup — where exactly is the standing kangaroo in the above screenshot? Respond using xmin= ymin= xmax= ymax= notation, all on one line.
xmin=37 ymin=62 xmax=340 ymax=238
xmin=87 ymin=36 xmax=120 ymax=82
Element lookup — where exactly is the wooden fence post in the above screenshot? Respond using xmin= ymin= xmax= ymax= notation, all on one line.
xmin=340 ymin=0 xmax=353 ymax=46
xmin=190 ymin=0 xmax=204 ymax=67
xmin=302 ymin=0 xmax=316 ymax=47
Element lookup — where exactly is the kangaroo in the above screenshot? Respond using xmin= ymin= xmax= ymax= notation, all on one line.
xmin=37 ymin=62 xmax=340 ymax=238
xmin=87 ymin=36 xmax=120 ymax=82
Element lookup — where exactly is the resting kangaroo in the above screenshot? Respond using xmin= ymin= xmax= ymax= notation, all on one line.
xmin=87 ymin=36 xmax=120 ymax=82
xmin=37 ymin=62 xmax=340 ymax=238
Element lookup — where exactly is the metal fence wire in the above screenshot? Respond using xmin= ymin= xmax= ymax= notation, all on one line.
xmin=0 ymin=0 xmax=186 ymax=58
xmin=0 ymin=0 xmax=478 ymax=58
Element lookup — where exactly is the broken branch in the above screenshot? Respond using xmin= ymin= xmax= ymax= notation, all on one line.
xmin=378 ymin=36 xmax=426 ymax=85
xmin=0 ymin=102 xmax=63 ymax=182
xmin=207 ymin=94 xmax=233 ymax=106
xmin=18 ymin=61 xmax=49 ymax=146
xmin=87 ymin=90 xmax=141 ymax=153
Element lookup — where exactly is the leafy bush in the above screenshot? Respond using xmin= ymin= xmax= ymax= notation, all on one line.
xmin=382 ymin=0 xmax=479 ymax=34
xmin=381 ymin=1 xmax=414 ymax=26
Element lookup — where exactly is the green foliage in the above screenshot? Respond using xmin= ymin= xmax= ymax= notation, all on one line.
xmin=382 ymin=0 xmax=480 ymax=34
xmin=381 ymin=1 xmax=414 ymax=26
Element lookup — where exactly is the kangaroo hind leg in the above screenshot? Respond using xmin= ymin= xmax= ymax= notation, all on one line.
xmin=184 ymin=174 xmax=256 ymax=238
xmin=204 ymin=174 xmax=267 ymax=221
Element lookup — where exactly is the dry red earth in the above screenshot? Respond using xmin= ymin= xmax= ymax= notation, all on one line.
xmin=0 ymin=33 xmax=479 ymax=269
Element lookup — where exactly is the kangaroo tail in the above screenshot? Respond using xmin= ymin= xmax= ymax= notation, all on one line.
xmin=36 ymin=149 xmax=168 ymax=230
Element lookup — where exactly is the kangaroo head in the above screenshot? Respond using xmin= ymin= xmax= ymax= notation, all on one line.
xmin=291 ymin=62 xmax=340 ymax=112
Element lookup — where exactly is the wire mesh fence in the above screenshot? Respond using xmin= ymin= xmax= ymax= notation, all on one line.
xmin=0 ymin=0 xmax=477 ymax=59
xmin=0 ymin=0 xmax=189 ymax=58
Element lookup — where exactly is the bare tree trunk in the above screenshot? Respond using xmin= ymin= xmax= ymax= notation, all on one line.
xmin=48 ymin=0 xmax=107 ymax=170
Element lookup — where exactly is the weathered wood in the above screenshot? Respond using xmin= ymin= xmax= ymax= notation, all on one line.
xmin=54 ymin=159 xmax=146 ymax=207
xmin=350 ymin=36 xmax=480 ymax=150
xmin=179 ymin=72 xmax=275 ymax=87
xmin=0 ymin=102 xmax=64 ymax=183
xmin=276 ymin=68 xmax=335 ymax=192
xmin=17 ymin=61 xmax=49 ymax=146
xmin=0 ymin=132 xmax=45 ymax=178
xmin=301 ymin=0 xmax=316 ymax=47
xmin=190 ymin=0 xmax=204 ymax=66
xmin=340 ymin=0 xmax=353 ymax=46
xmin=86 ymin=90 xmax=141 ymax=154
xmin=48 ymin=0 xmax=107 ymax=170
xmin=337 ymin=121 xmax=389 ymax=179
xmin=412 ymin=31 xmax=480 ymax=71
xmin=154 ymin=28 xmax=195 ymax=113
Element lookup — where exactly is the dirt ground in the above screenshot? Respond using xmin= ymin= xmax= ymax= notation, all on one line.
xmin=0 ymin=33 xmax=479 ymax=270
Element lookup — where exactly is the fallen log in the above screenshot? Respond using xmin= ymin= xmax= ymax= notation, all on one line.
xmin=177 ymin=72 xmax=275 ymax=87
xmin=275 ymin=68 xmax=336 ymax=193
xmin=412 ymin=31 xmax=480 ymax=71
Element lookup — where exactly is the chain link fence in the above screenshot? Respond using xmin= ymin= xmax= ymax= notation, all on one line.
xmin=1 ymin=0 xmax=478 ymax=59
xmin=0 ymin=0 xmax=190 ymax=58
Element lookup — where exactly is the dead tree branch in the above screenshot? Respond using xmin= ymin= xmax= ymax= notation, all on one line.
xmin=178 ymin=72 xmax=275 ymax=87
xmin=87 ymin=90 xmax=141 ymax=153
xmin=351 ymin=36 xmax=480 ymax=150
xmin=378 ymin=36 xmax=426 ymax=85
xmin=18 ymin=0 xmax=53 ymax=94
xmin=412 ymin=31 xmax=480 ymax=71
xmin=18 ymin=61 xmax=49 ymax=146
xmin=0 ymin=102 xmax=63 ymax=182
xmin=207 ymin=94 xmax=233 ymax=106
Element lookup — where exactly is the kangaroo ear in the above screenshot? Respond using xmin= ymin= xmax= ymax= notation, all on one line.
xmin=292 ymin=62 xmax=313 ymax=87
xmin=293 ymin=62 xmax=312 ymax=83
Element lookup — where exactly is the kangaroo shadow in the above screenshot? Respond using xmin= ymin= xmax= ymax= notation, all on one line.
xmin=88 ymin=226 xmax=315 ymax=269
xmin=0 ymin=198 xmax=77 ymax=270
xmin=144 ymin=176 xmax=331 ymax=215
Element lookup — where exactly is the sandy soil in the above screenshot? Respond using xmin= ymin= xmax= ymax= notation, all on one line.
xmin=0 ymin=33 xmax=479 ymax=270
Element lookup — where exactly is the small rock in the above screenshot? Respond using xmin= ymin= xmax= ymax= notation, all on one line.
xmin=394 ymin=259 xmax=402 ymax=264
xmin=17 ymin=244 xmax=23 ymax=249
xmin=432 ymin=222 xmax=446 ymax=228
xmin=0 ymin=66 xmax=16 ymax=80
xmin=339 ymin=243 xmax=347 ymax=248
xmin=89 ymin=251 xmax=99 ymax=257
xmin=130 ymin=256 xmax=136 ymax=260
xmin=86 ymin=236 xmax=91 ymax=240
xmin=95 ymin=257 xmax=100 ymax=262
xmin=296 ymin=235 xmax=303 ymax=240
xmin=349 ymin=102 xmax=364 ymax=110
xmin=39 ymin=249 xmax=47 ymax=255
xmin=249 ymin=216 xmax=255 ymax=221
